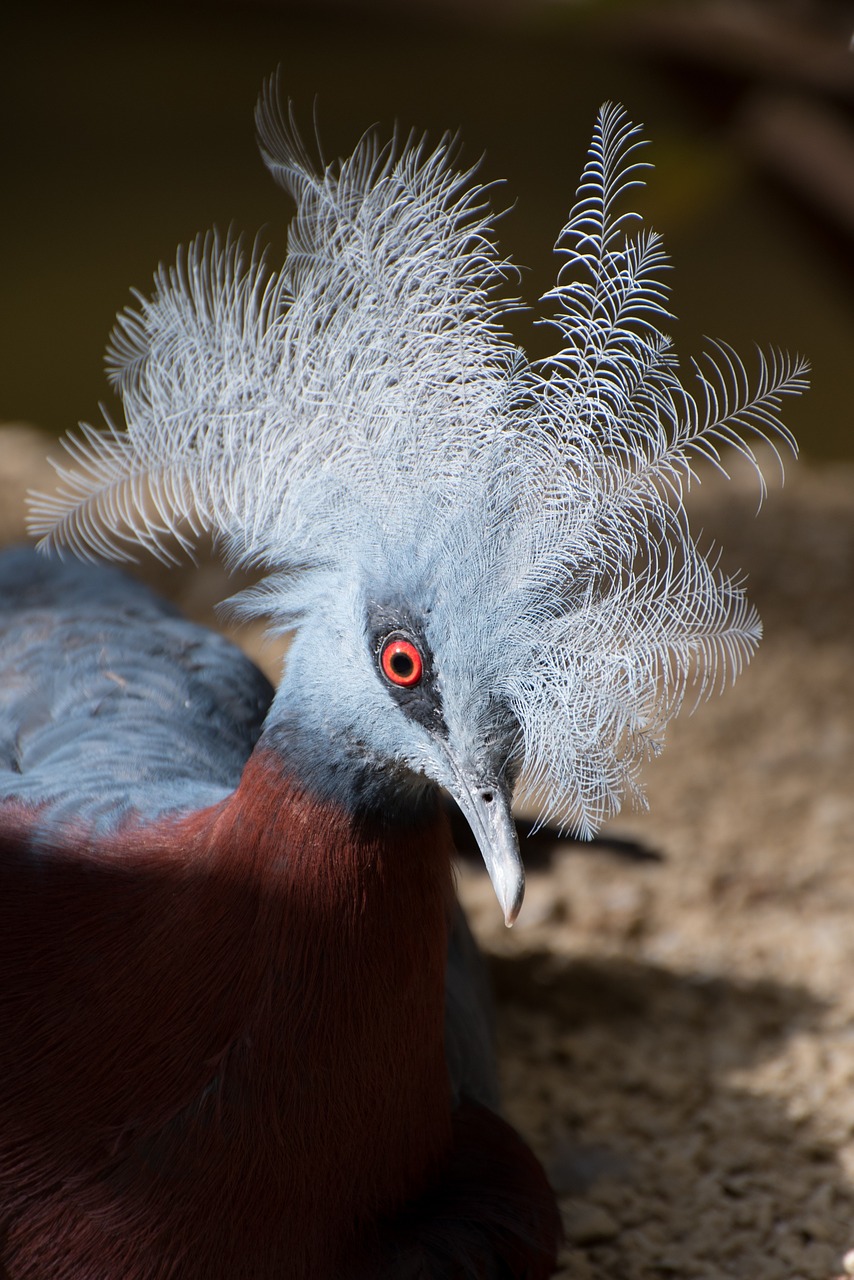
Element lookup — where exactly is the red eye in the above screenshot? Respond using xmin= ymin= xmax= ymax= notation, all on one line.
xmin=380 ymin=637 xmax=423 ymax=688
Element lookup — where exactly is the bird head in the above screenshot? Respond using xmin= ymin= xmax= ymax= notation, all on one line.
xmin=29 ymin=82 xmax=807 ymax=924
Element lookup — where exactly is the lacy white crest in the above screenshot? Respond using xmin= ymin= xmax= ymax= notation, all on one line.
xmin=28 ymin=94 xmax=808 ymax=835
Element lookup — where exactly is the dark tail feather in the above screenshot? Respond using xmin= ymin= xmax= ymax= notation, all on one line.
xmin=364 ymin=1100 xmax=562 ymax=1279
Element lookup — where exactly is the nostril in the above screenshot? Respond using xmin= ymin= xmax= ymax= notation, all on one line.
xmin=482 ymin=790 xmax=494 ymax=804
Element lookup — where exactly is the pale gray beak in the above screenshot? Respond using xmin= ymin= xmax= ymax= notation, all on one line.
xmin=443 ymin=756 xmax=525 ymax=927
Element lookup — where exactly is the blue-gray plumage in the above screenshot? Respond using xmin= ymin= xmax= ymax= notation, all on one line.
xmin=0 ymin=547 xmax=272 ymax=836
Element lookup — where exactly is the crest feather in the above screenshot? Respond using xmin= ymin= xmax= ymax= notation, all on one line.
xmin=28 ymin=97 xmax=808 ymax=835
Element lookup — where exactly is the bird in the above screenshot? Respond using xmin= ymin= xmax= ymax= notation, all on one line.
xmin=0 ymin=83 xmax=807 ymax=1280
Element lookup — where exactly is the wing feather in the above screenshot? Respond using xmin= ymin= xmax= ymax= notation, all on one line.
xmin=0 ymin=548 xmax=273 ymax=839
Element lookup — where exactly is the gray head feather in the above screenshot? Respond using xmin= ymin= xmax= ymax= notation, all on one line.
xmin=28 ymin=94 xmax=808 ymax=837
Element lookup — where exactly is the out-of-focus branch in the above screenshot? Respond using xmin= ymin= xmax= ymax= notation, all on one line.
xmin=739 ymin=92 xmax=854 ymax=236
xmin=613 ymin=1 xmax=854 ymax=102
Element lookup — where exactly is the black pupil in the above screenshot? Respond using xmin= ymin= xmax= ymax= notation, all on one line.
xmin=391 ymin=650 xmax=414 ymax=677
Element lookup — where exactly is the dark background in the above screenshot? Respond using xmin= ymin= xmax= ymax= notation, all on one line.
xmin=2 ymin=0 xmax=852 ymax=458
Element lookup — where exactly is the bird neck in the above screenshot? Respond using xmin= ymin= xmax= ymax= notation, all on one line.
xmin=257 ymin=640 xmax=443 ymax=820
xmin=223 ymin=733 xmax=449 ymax=891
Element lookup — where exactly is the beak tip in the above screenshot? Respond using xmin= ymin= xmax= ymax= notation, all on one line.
xmin=502 ymin=881 xmax=525 ymax=928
